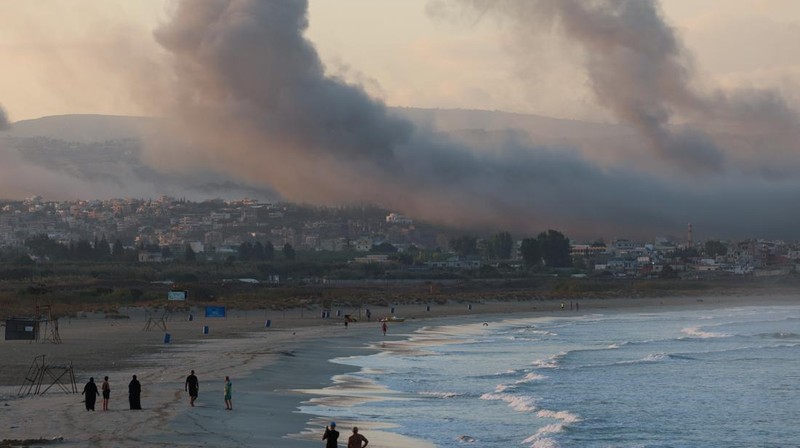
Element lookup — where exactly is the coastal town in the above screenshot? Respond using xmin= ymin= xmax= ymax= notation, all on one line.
xmin=1 ymin=195 xmax=796 ymax=280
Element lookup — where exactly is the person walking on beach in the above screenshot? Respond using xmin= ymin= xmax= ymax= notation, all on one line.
xmin=128 ymin=375 xmax=142 ymax=410
xmin=323 ymin=421 xmax=339 ymax=448
xmin=101 ymin=376 xmax=111 ymax=411
xmin=223 ymin=376 xmax=233 ymax=410
xmin=348 ymin=427 xmax=369 ymax=448
xmin=185 ymin=370 xmax=199 ymax=407
xmin=381 ymin=321 xmax=387 ymax=336
xmin=82 ymin=377 xmax=99 ymax=411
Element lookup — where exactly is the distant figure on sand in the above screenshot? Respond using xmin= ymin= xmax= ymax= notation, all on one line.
xmin=348 ymin=427 xmax=369 ymax=448
xmin=223 ymin=376 xmax=233 ymax=410
xmin=128 ymin=375 xmax=142 ymax=410
xmin=381 ymin=321 xmax=387 ymax=336
xmin=82 ymin=377 xmax=99 ymax=411
xmin=101 ymin=376 xmax=110 ymax=411
xmin=185 ymin=370 xmax=199 ymax=407
xmin=323 ymin=421 xmax=339 ymax=448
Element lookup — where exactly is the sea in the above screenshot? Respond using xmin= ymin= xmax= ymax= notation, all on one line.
xmin=300 ymin=302 xmax=800 ymax=447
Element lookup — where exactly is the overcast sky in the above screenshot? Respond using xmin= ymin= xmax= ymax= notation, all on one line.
xmin=1 ymin=1 xmax=799 ymax=241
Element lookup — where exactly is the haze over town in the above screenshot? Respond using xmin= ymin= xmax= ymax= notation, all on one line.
xmin=1 ymin=0 xmax=799 ymax=240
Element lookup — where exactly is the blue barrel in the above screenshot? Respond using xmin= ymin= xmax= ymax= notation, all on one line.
xmin=265 ymin=319 xmax=271 ymax=328
xmin=202 ymin=326 xmax=209 ymax=335
xmin=426 ymin=305 xmax=430 ymax=311
xmin=336 ymin=310 xmax=341 ymax=317
xmin=164 ymin=333 xmax=171 ymax=344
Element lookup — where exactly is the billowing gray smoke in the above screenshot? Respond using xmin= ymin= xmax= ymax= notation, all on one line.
xmin=0 ymin=104 xmax=10 ymax=131
xmin=146 ymin=0 xmax=800 ymax=239
xmin=450 ymin=0 xmax=800 ymax=175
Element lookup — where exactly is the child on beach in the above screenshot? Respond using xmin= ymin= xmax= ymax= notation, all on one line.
xmin=101 ymin=376 xmax=110 ymax=411
xmin=223 ymin=376 xmax=232 ymax=410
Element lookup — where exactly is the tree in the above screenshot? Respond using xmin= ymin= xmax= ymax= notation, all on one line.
xmin=161 ymin=246 xmax=173 ymax=259
xmin=184 ymin=244 xmax=196 ymax=262
xmin=538 ymin=230 xmax=571 ymax=267
xmin=520 ymin=238 xmax=542 ymax=266
xmin=112 ymin=239 xmax=125 ymax=259
xmin=253 ymin=241 xmax=265 ymax=260
xmin=238 ymin=242 xmax=253 ymax=261
xmin=660 ymin=265 xmax=679 ymax=279
xmin=490 ymin=231 xmax=514 ymax=260
xmin=371 ymin=242 xmax=398 ymax=253
xmin=449 ymin=235 xmax=478 ymax=257
xmin=704 ymin=240 xmax=728 ymax=258
xmin=264 ymin=241 xmax=275 ymax=260
xmin=282 ymin=243 xmax=296 ymax=261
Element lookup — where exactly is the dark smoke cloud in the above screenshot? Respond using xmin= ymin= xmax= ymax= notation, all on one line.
xmin=0 ymin=104 xmax=10 ymax=131
xmin=447 ymin=0 xmax=800 ymax=175
xmin=144 ymin=0 xmax=800 ymax=240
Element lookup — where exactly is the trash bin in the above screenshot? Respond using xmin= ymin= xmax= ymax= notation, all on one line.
xmin=164 ymin=333 xmax=171 ymax=344
xmin=202 ymin=326 xmax=209 ymax=335
xmin=265 ymin=319 xmax=271 ymax=328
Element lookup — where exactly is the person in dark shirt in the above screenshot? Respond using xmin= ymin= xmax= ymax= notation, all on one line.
xmin=323 ymin=421 xmax=339 ymax=448
xmin=82 ymin=377 xmax=99 ymax=411
xmin=128 ymin=375 xmax=142 ymax=410
xmin=185 ymin=370 xmax=199 ymax=407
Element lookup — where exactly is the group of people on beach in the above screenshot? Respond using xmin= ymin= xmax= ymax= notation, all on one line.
xmin=81 ymin=375 xmax=141 ymax=411
xmin=324 ymin=421 xmax=369 ymax=448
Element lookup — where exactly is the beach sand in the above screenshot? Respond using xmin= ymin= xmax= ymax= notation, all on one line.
xmin=1 ymin=293 xmax=796 ymax=447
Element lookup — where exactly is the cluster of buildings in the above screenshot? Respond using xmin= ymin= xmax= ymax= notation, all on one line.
xmin=1 ymin=196 xmax=798 ymax=278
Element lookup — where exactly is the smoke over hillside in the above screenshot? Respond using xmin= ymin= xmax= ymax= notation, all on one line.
xmin=0 ymin=104 xmax=9 ymax=131
xmin=138 ymin=0 xmax=800 ymax=239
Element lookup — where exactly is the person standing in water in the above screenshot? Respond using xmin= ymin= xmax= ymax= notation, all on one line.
xmin=185 ymin=370 xmax=199 ymax=407
xmin=223 ymin=376 xmax=232 ymax=410
xmin=101 ymin=376 xmax=111 ymax=411
xmin=323 ymin=421 xmax=339 ymax=448
xmin=82 ymin=377 xmax=99 ymax=411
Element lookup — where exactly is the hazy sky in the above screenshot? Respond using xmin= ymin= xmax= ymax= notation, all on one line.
xmin=1 ymin=0 xmax=800 ymax=240
xmin=1 ymin=0 xmax=799 ymax=122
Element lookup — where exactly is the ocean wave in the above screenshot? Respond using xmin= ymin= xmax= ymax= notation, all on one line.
xmin=614 ymin=352 xmax=669 ymax=365
xmin=418 ymin=391 xmax=462 ymax=399
xmin=681 ymin=326 xmax=732 ymax=339
xmin=516 ymin=373 xmax=547 ymax=383
xmin=523 ymin=423 xmax=564 ymax=448
xmin=480 ymin=392 xmax=538 ymax=412
xmin=537 ymin=409 xmax=581 ymax=423
xmin=758 ymin=332 xmax=800 ymax=339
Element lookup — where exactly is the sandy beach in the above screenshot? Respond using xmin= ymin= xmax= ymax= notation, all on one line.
xmin=2 ymin=293 xmax=797 ymax=447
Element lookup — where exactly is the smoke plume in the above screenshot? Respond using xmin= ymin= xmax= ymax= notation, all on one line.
xmin=144 ymin=0 xmax=800 ymax=239
xmin=449 ymin=0 xmax=800 ymax=175
xmin=0 ymin=104 xmax=10 ymax=131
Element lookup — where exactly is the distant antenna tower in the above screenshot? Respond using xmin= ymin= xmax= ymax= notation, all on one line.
xmin=687 ymin=222 xmax=693 ymax=248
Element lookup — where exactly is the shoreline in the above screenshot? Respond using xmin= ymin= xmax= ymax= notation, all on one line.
xmin=2 ymin=293 xmax=798 ymax=447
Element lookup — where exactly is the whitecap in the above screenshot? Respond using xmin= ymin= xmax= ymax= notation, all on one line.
xmin=480 ymin=392 xmax=537 ymax=412
xmin=681 ymin=326 xmax=731 ymax=339
xmin=418 ymin=391 xmax=462 ymax=398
